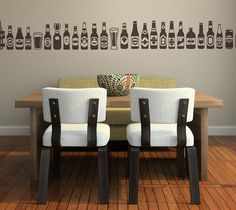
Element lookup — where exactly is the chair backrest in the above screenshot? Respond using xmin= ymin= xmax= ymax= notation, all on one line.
xmin=42 ymin=87 xmax=107 ymax=123
xmin=130 ymin=87 xmax=195 ymax=123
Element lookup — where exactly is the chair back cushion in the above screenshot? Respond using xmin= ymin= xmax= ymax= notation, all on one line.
xmin=42 ymin=87 xmax=107 ymax=123
xmin=130 ymin=87 xmax=195 ymax=123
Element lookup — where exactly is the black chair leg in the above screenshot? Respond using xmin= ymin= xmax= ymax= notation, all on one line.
xmin=37 ymin=148 xmax=51 ymax=204
xmin=177 ymin=147 xmax=186 ymax=178
xmin=128 ymin=146 xmax=140 ymax=204
xmin=187 ymin=146 xmax=200 ymax=204
xmin=186 ymin=147 xmax=189 ymax=177
xmin=127 ymin=145 xmax=131 ymax=177
xmin=52 ymin=148 xmax=60 ymax=177
xmin=98 ymin=146 xmax=109 ymax=204
xmin=107 ymin=144 xmax=111 ymax=178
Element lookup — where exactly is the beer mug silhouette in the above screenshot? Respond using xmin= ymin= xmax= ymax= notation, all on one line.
xmin=53 ymin=23 xmax=61 ymax=50
xmin=109 ymin=27 xmax=119 ymax=50
xmin=33 ymin=32 xmax=43 ymax=50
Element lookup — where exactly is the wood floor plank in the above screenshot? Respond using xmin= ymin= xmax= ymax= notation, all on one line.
xmin=162 ymin=187 xmax=176 ymax=203
xmin=153 ymin=187 xmax=166 ymax=203
xmin=0 ymin=136 xmax=236 ymax=209
xmin=144 ymin=187 xmax=156 ymax=203
xmin=66 ymin=187 xmax=82 ymax=209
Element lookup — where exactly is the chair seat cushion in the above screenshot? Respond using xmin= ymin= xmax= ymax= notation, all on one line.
xmin=127 ymin=123 xmax=194 ymax=147
xmin=43 ymin=123 xmax=110 ymax=147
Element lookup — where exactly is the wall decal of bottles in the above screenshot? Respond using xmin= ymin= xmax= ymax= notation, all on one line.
xmin=44 ymin=24 xmax=51 ymax=50
xmin=81 ymin=22 xmax=88 ymax=50
xmin=0 ymin=19 xmax=235 ymax=51
xmin=53 ymin=23 xmax=61 ymax=50
xmin=90 ymin=23 xmax=98 ymax=50
xmin=120 ymin=23 xmax=128 ymax=49
xmin=0 ymin=20 xmax=5 ymax=50
xmin=100 ymin=22 xmax=108 ymax=50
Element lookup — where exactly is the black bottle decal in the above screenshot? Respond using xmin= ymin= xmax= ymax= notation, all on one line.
xmin=216 ymin=24 xmax=223 ymax=49
xmin=120 ymin=23 xmax=128 ymax=49
xmin=72 ymin=26 xmax=79 ymax=50
xmin=168 ymin=21 xmax=175 ymax=49
xmin=225 ymin=29 xmax=233 ymax=49
xmin=15 ymin=27 xmax=24 ymax=50
xmin=7 ymin=25 xmax=14 ymax=50
xmin=177 ymin=21 xmax=184 ymax=49
xmin=159 ymin=22 xmax=167 ymax=49
xmin=186 ymin=28 xmax=196 ymax=49
xmin=63 ymin=24 xmax=70 ymax=50
xmin=197 ymin=23 xmax=205 ymax=49
xmin=141 ymin=23 xmax=149 ymax=49
xmin=100 ymin=22 xmax=108 ymax=50
xmin=90 ymin=23 xmax=98 ymax=50
xmin=53 ymin=23 xmax=61 ymax=50
xmin=131 ymin=21 xmax=139 ymax=49
xmin=0 ymin=20 xmax=5 ymax=50
xmin=207 ymin=21 xmax=214 ymax=49
xmin=25 ymin=27 xmax=32 ymax=50
xmin=109 ymin=27 xmax=119 ymax=50
xmin=44 ymin=24 xmax=51 ymax=50
xmin=150 ymin=20 xmax=158 ymax=49
xmin=81 ymin=22 xmax=88 ymax=50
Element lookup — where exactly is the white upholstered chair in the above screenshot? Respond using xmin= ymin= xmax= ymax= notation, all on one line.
xmin=127 ymin=87 xmax=200 ymax=204
xmin=37 ymin=87 xmax=110 ymax=204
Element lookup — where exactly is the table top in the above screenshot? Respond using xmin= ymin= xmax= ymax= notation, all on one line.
xmin=15 ymin=92 xmax=223 ymax=109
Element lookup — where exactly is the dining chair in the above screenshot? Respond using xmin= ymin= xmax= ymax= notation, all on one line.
xmin=37 ymin=87 xmax=110 ymax=204
xmin=127 ymin=87 xmax=200 ymax=204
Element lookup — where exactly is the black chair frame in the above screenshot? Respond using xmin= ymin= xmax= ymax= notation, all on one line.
xmin=128 ymin=98 xmax=200 ymax=204
xmin=37 ymin=98 xmax=109 ymax=204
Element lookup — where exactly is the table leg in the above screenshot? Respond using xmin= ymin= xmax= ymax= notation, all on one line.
xmin=30 ymin=108 xmax=45 ymax=180
xmin=188 ymin=108 xmax=208 ymax=180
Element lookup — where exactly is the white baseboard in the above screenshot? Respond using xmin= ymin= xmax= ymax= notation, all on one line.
xmin=0 ymin=126 xmax=30 ymax=136
xmin=208 ymin=126 xmax=236 ymax=136
xmin=0 ymin=125 xmax=235 ymax=136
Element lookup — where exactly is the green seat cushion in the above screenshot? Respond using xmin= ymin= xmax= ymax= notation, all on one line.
xmin=105 ymin=108 xmax=131 ymax=125
xmin=58 ymin=77 xmax=98 ymax=88
xmin=58 ymin=77 xmax=176 ymax=89
xmin=110 ymin=126 xmax=127 ymax=140
xmin=138 ymin=77 xmax=176 ymax=88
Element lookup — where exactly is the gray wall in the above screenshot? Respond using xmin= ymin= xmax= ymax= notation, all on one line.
xmin=0 ymin=0 xmax=236 ymax=134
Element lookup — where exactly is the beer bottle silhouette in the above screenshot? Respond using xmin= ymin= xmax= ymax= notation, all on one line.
xmin=131 ymin=21 xmax=139 ymax=49
xmin=141 ymin=23 xmax=149 ymax=49
xmin=150 ymin=20 xmax=158 ymax=49
xmin=0 ymin=20 xmax=5 ymax=50
xmin=168 ymin=21 xmax=175 ymax=49
xmin=159 ymin=22 xmax=167 ymax=49
xmin=90 ymin=23 xmax=98 ymax=50
xmin=63 ymin=24 xmax=70 ymax=50
xmin=44 ymin=24 xmax=51 ymax=50
xmin=15 ymin=27 xmax=24 ymax=50
xmin=100 ymin=22 xmax=108 ymax=50
xmin=197 ymin=23 xmax=205 ymax=49
xmin=120 ymin=23 xmax=128 ymax=49
xmin=177 ymin=21 xmax=184 ymax=49
xmin=72 ymin=26 xmax=79 ymax=50
xmin=186 ymin=28 xmax=196 ymax=49
xmin=81 ymin=22 xmax=88 ymax=50
xmin=7 ymin=25 xmax=14 ymax=50
xmin=207 ymin=21 xmax=214 ymax=49
xmin=225 ymin=29 xmax=233 ymax=49
xmin=25 ymin=27 xmax=32 ymax=50
xmin=216 ymin=24 xmax=223 ymax=49
xmin=53 ymin=23 xmax=61 ymax=50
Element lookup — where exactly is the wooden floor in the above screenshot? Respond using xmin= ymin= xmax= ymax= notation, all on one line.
xmin=0 ymin=136 xmax=236 ymax=209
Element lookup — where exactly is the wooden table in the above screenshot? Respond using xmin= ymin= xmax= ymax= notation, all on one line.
xmin=15 ymin=92 xmax=223 ymax=180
